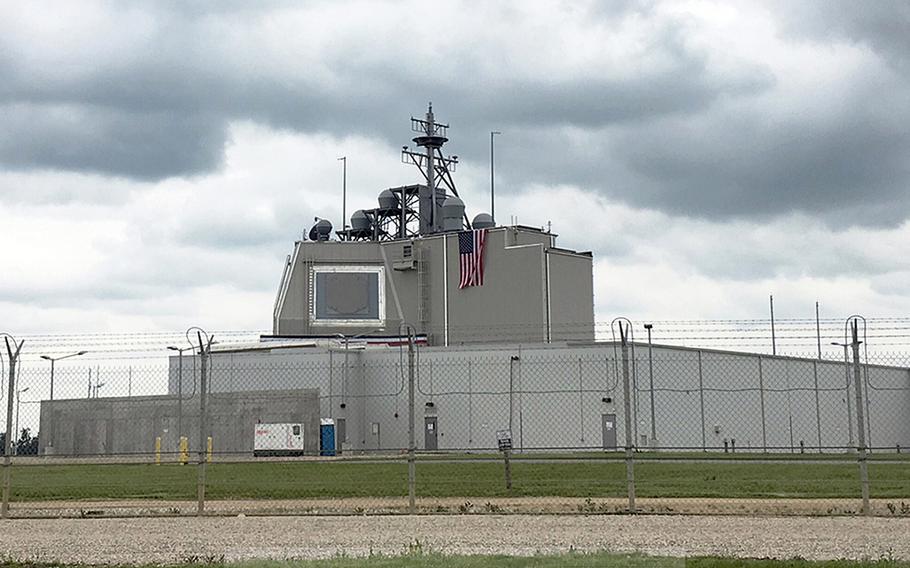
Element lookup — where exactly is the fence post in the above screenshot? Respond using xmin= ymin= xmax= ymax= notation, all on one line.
xmin=2 ymin=336 xmax=23 ymax=519
xmin=196 ymin=334 xmax=211 ymax=516
xmin=849 ymin=321 xmax=871 ymax=515
xmin=758 ymin=355 xmax=767 ymax=452
xmin=813 ymin=361 xmax=823 ymax=453
xmin=407 ymin=332 xmax=416 ymax=514
xmin=620 ymin=326 xmax=636 ymax=513
xmin=697 ymin=350 xmax=706 ymax=452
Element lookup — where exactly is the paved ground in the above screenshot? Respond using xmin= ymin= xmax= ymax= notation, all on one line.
xmin=1 ymin=515 xmax=909 ymax=564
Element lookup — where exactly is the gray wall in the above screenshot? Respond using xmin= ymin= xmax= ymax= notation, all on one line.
xmin=547 ymin=250 xmax=596 ymax=342
xmin=272 ymin=226 xmax=595 ymax=346
xmin=39 ymin=388 xmax=320 ymax=457
xmin=172 ymin=342 xmax=910 ymax=455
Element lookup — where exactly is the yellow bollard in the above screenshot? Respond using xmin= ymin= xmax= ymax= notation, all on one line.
xmin=207 ymin=436 xmax=213 ymax=463
xmin=155 ymin=436 xmax=161 ymax=465
xmin=179 ymin=436 xmax=189 ymax=465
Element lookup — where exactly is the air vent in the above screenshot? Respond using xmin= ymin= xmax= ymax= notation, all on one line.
xmin=402 ymin=244 xmax=412 ymax=258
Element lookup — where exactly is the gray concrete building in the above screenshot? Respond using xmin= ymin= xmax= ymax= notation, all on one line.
xmin=165 ymin=341 xmax=910 ymax=455
xmin=272 ymin=226 xmax=595 ymax=346
xmin=39 ymin=388 xmax=320 ymax=457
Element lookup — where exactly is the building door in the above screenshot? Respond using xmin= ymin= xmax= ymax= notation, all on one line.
xmin=370 ymin=422 xmax=381 ymax=451
xmin=424 ymin=416 xmax=438 ymax=450
xmin=602 ymin=413 xmax=617 ymax=450
xmin=335 ymin=418 xmax=346 ymax=455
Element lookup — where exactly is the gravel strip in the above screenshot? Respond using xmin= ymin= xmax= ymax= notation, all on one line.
xmin=0 ymin=515 xmax=908 ymax=564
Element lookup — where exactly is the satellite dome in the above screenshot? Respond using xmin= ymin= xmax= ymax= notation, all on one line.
xmin=378 ymin=189 xmax=399 ymax=210
xmin=350 ymin=209 xmax=371 ymax=232
xmin=472 ymin=213 xmax=495 ymax=230
xmin=308 ymin=218 xmax=333 ymax=241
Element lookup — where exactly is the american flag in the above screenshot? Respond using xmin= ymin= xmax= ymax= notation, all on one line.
xmin=458 ymin=229 xmax=487 ymax=289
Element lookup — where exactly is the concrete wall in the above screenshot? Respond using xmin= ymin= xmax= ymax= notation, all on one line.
xmin=39 ymin=388 xmax=320 ymax=457
xmin=272 ymin=226 xmax=595 ymax=346
xmin=172 ymin=342 xmax=910 ymax=455
xmin=547 ymin=249 xmax=595 ymax=342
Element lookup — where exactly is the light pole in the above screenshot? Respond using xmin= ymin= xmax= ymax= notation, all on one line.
xmin=338 ymin=156 xmax=347 ymax=237
xmin=832 ymin=341 xmax=854 ymax=449
xmin=93 ymin=382 xmax=105 ymax=398
xmin=490 ymin=131 xmax=501 ymax=223
xmin=14 ymin=387 xmax=29 ymax=454
xmin=167 ymin=346 xmax=192 ymax=442
xmin=644 ymin=324 xmax=656 ymax=448
xmin=40 ymin=351 xmax=87 ymax=402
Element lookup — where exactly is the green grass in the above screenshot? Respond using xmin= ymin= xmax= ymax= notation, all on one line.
xmin=7 ymin=458 xmax=910 ymax=502
xmin=3 ymin=553 xmax=910 ymax=567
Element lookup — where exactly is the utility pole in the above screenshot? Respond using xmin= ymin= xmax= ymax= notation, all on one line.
xmin=490 ymin=131 xmax=501 ymax=222
xmin=2 ymin=334 xmax=24 ymax=518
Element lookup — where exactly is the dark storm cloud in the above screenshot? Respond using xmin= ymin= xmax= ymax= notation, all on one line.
xmin=0 ymin=103 xmax=227 ymax=180
xmin=609 ymin=87 xmax=910 ymax=225
xmin=775 ymin=1 xmax=910 ymax=74
xmin=1 ymin=0 xmax=909 ymax=226
xmin=0 ymin=1 xmax=763 ymax=179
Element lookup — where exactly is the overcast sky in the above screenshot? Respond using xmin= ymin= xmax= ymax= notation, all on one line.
xmin=2 ymin=0 xmax=909 ymax=336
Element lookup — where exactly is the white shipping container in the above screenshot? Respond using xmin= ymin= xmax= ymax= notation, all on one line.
xmin=254 ymin=423 xmax=305 ymax=455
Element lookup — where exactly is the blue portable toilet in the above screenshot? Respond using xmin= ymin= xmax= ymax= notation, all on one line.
xmin=320 ymin=419 xmax=336 ymax=456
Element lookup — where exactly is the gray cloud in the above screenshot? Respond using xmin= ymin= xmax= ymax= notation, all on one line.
xmin=775 ymin=1 xmax=910 ymax=75
xmin=0 ymin=0 xmax=908 ymax=229
xmin=0 ymin=3 xmax=767 ymax=173
xmin=0 ymin=103 xmax=227 ymax=180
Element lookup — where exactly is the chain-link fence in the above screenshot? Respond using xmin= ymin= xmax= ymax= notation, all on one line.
xmin=2 ymin=325 xmax=909 ymax=518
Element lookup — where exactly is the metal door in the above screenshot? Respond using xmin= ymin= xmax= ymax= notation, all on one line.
xmin=424 ymin=416 xmax=438 ymax=450
xmin=602 ymin=413 xmax=617 ymax=450
xmin=370 ymin=422 xmax=381 ymax=451
xmin=335 ymin=418 xmax=346 ymax=455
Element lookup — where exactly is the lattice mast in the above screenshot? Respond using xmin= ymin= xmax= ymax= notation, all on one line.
xmin=401 ymin=103 xmax=466 ymax=235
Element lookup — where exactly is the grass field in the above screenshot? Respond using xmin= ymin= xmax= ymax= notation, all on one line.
xmin=3 ymin=554 xmax=910 ymax=567
xmin=7 ymin=457 xmax=909 ymax=502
